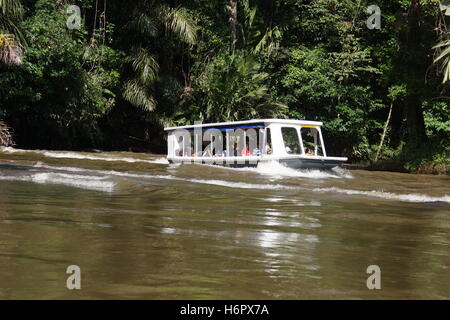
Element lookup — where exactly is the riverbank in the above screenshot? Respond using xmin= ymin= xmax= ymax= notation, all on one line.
xmin=347 ymin=161 xmax=449 ymax=175
xmin=349 ymin=157 xmax=450 ymax=175
xmin=346 ymin=141 xmax=449 ymax=175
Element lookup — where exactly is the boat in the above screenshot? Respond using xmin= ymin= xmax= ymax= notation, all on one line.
xmin=164 ymin=119 xmax=348 ymax=169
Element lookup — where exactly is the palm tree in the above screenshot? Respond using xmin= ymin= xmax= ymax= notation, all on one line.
xmin=0 ymin=0 xmax=24 ymax=65
xmin=122 ymin=2 xmax=198 ymax=112
xmin=0 ymin=0 xmax=23 ymax=146
xmin=432 ymin=1 xmax=450 ymax=83
xmin=189 ymin=51 xmax=287 ymax=122
xmin=433 ymin=36 xmax=450 ymax=84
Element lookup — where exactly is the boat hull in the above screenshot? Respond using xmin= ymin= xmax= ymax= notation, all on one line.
xmin=278 ymin=158 xmax=344 ymax=169
xmin=168 ymin=158 xmax=259 ymax=168
xmin=168 ymin=157 xmax=346 ymax=169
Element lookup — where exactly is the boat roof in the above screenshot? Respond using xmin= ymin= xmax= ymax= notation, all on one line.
xmin=164 ymin=119 xmax=323 ymax=131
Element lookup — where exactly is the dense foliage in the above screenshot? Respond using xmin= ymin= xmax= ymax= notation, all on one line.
xmin=0 ymin=0 xmax=448 ymax=172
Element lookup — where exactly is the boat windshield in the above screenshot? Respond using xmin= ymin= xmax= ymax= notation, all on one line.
xmin=281 ymin=127 xmax=302 ymax=155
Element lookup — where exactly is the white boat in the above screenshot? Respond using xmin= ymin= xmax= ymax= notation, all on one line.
xmin=164 ymin=119 xmax=348 ymax=169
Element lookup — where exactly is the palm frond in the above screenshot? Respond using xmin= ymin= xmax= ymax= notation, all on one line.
xmin=444 ymin=59 xmax=450 ymax=83
xmin=123 ymin=79 xmax=157 ymax=112
xmin=433 ymin=37 xmax=450 ymax=83
xmin=124 ymin=12 xmax=158 ymax=37
xmin=432 ymin=39 xmax=450 ymax=49
xmin=0 ymin=0 xmax=24 ymax=20
xmin=243 ymin=85 xmax=268 ymax=99
xmin=127 ymin=48 xmax=159 ymax=86
xmin=160 ymin=6 xmax=198 ymax=45
xmin=254 ymin=27 xmax=282 ymax=56
xmin=433 ymin=46 xmax=450 ymax=63
xmin=0 ymin=0 xmax=26 ymax=46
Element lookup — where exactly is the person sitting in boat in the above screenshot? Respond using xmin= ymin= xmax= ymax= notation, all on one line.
xmin=265 ymin=143 xmax=272 ymax=154
xmin=285 ymin=141 xmax=292 ymax=154
xmin=175 ymin=136 xmax=184 ymax=156
xmin=253 ymin=147 xmax=261 ymax=156
xmin=306 ymin=148 xmax=313 ymax=156
xmin=203 ymin=147 xmax=212 ymax=157
xmin=241 ymin=143 xmax=252 ymax=156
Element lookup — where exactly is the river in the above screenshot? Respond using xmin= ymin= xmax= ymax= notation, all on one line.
xmin=0 ymin=146 xmax=449 ymax=299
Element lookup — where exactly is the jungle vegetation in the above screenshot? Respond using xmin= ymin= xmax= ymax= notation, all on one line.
xmin=0 ymin=0 xmax=449 ymax=173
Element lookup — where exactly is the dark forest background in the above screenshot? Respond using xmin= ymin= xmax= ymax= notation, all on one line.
xmin=0 ymin=0 xmax=449 ymax=173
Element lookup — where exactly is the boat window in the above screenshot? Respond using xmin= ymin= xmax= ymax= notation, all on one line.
xmin=228 ymin=129 xmax=244 ymax=156
xmin=190 ymin=132 xmax=203 ymax=157
xmin=180 ymin=127 xmax=265 ymax=157
xmin=176 ymin=136 xmax=184 ymax=156
xmin=300 ymin=127 xmax=324 ymax=156
xmin=264 ymin=128 xmax=272 ymax=154
xmin=281 ymin=127 xmax=301 ymax=155
xmin=173 ymin=134 xmax=191 ymax=157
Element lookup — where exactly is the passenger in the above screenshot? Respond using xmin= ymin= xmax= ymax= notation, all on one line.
xmin=253 ymin=147 xmax=261 ymax=156
xmin=265 ymin=143 xmax=272 ymax=154
xmin=285 ymin=142 xmax=292 ymax=154
xmin=175 ymin=136 xmax=184 ymax=156
xmin=203 ymin=148 xmax=212 ymax=157
xmin=306 ymin=149 xmax=313 ymax=156
xmin=241 ymin=143 xmax=252 ymax=156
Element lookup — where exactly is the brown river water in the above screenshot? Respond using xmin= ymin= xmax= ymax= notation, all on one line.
xmin=0 ymin=146 xmax=449 ymax=299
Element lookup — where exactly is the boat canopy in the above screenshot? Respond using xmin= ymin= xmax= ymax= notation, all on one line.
xmin=171 ymin=124 xmax=266 ymax=132
xmin=164 ymin=119 xmax=323 ymax=132
xmin=165 ymin=119 xmax=330 ymax=159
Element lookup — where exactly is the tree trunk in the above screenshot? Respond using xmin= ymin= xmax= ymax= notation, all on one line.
xmin=228 ymin=0 xmax=238 ymax=53
xmin=375 ymin=101 xmax=393 ymax=162
xmin=404 ymin=0 xmax=427 ymax=147
xmin=405 ymin=94 xmax=427 ymax=146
